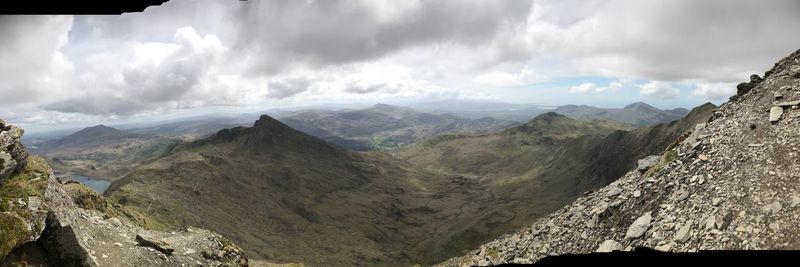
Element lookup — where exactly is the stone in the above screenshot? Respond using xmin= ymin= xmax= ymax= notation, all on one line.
xmin=625 ymin=212 xmax=652 ymax=239
xmin=135 ymin=233 xmax=175 ymax=255
xmin=791 ymin=195 xmax=800 ymax=208
xmin=769 ymin=106 xmax=783 ymax=123
xmin=781 ymin=85 xmax=792 ymax=91
xmin=775 ymin=100 xmax=800 ymax=107
xmin=673 ymin=220 xmax=692 ymax=243
xmin=633 ymin=190 xmax=641 ymax=198
xmin=606 ymin=187 xmax=622 ymax=197
xmin=712 ymin=198 xmax=723 ymax=206
xmin=763 ymin=201 xmax=783 ymax=214
xmin=774 ymin=91 xmax=784 ymax=99
xmin=673 ymin=188 xmax=690 ymax=202
xmin=698 ymin=154 xmax=709 ymax=161
xmin=718 ymin=210 xmax=734 ymax=230
xmin=654 ymin=243 xmax=671 ymax=252
xmin=108 ymin=218 xmax=122 ymax=227
xmin=596 ymin=240 xmax=623 ymax=252
xmin=637 ymin=155 xmax=660 ymax=173
xmin=705 ymin=216 xmax=717 ymax=230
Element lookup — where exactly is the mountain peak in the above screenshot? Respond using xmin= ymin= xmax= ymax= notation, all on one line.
xmin=527 ymin=112 xmax=568 ymax=124
xmin=71 ymin=124 xmax=122 ymax=138
xmin=623 ymin=102 xmax=657 ymax=110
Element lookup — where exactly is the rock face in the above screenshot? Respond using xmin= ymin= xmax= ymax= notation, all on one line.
xmin=1 ymin=119 xmax=249 ymax=266
xmin=437 ymin=48 xmax=800 ymax=266
xmin=0 ymin=121 xmax=28 ymax=183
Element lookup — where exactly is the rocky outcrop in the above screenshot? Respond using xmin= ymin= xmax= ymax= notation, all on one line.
xmin=0 ymin=119 xmax=28 ymax=183
xmin=1 ymin=119 xmax=249 ymax=266
xmin=437 ymin=48 xmax=800 ymax=266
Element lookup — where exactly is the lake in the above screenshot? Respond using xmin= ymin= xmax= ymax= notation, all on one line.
xmin=72 ymin=175 xmax=111 ymax=194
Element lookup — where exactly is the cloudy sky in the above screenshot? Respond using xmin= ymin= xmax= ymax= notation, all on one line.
xmin=2 ymin=0 xmax=800 ymax=132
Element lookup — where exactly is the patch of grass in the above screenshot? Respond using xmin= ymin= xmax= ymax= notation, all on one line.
xmin=0 ymin=156 xmax=50 ymax=259
xmin=644 ymin=149 xmax=678 ymax=177
xmin=0 ymin=210 xmax=32 ymax=259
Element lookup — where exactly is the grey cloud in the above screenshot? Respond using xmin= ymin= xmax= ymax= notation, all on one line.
xmin=0 ymin=16 xmax=73 ymax=105
xmin=231 ymin=0 xmax=532 ymax=74
xmin=46 ymin=95 xmax=148 ymax=116
xmin=533 ymin=0 xmax=800 ymax=83
xmin=268 ymin=78 xmax=310 ymax=99
xmin=345 ymin=83 xmax=387 ymax=94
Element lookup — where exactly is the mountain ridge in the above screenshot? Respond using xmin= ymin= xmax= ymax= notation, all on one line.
xmin=436 ymin=47 xmax=800 ymax=267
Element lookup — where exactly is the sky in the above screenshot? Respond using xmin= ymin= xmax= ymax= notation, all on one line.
xmin=2 ymin=0 xmax=800 ymax=132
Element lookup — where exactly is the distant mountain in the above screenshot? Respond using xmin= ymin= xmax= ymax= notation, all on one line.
xmin=399 ymin=103 xmax=715 ymax=257
xmin=277 ymin=103 xmax=519 ymax=151
xmin=30 ymin=125 xmax=179 ymax=180
xmin=408 ymin=100 xmax=550 ymax=122
xmin=553 ymin=102 xmax=690 ymax=126
xmin=106 ymin=115 xmax=495 ymax=266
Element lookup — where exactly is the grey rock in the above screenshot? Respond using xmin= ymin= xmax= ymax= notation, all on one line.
xmin=596 ymin=240 xmax=623 ymax=252
xmin=769 ymin=106 xmax=783 ymax=123
xmin=774 ymin=91 xmax=783 ymax=99
xmin=625 ymin=212 xmax=652 ymax=239
xmin=606 ymin=187 xmax=623 ymax=197
xmin=775 ymin=100 xmax=800 ymax=107
xmin=673 ymin=220 xmax=692 ymax=243
xmin=763 ymin=201 xmax=783 ymax=214
xmin=136 ymin=233 xmax=175 ymax=255
xmin=712 ymin=198 xmax=723 ymax=206
xmin=672 ymin=188 xmax=690 ymax=202
xmin=637 ymin=155 xmax=660 ymax=173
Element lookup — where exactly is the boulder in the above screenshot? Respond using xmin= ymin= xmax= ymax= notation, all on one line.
xmin=769 ymin=106 xmax=783 ymax=123
xmin=625 ymin=212 xmax=652 ymax=239
xmin=596 ymin=240 xmax=623 ymax=252
xmin=636 ymin=155 xmax=660 ymax=173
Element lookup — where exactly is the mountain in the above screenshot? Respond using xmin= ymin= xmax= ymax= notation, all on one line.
xmin=437 ymin=49 xmax=800 ymax=266
xmin=30 ymin=125 xmax=180 ymax=180
xmin=399 ymin=104 xmax=714 ymax=260
xmin=277 ymin=103 xmax=519 ymax=151
xmin=408 ymin=100 xmax=551 ymax=123
xmin=0 ymin=120 xmax=249 ymax=266
xmin=105 ymin=115 xmax=496 ymax=266
xmin=553 ymin=102 xmax=690 ymax=126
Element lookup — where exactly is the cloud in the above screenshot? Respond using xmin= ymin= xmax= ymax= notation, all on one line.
xmin=568 ymin=80 xmax=624 ymax=94
xmin=45 ymin=26 xmax=228 ymax=116
xmin=504 ymin=0 xmax=800 ymax=83
xmin=268 ymin=78 xmax=311 ymax=99
xmin=691 ymin=82 xmax=736 ymax=101
xmin=472 ymin=67 xmax=540 ymax=87
xmin=0 ymin=16 xmax=74 ymax=106
xmin=230 ymin=0 xmax=532 ymax=74
xmin=639 ymin=81 xmax=679 ymax=99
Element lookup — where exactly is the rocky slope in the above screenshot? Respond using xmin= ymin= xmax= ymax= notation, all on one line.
xmin=0 ymin=119 xmax=249 ymax=266
xmin=398 ymin=106 xmax=713 ymax=261
xmin=553 ymin=102 xmax=689 ymax=126
xmin=437 ymin=48 xmax=800 ymax=266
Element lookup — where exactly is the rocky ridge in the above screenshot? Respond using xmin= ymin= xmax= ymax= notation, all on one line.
xmin=0 ymin=119 xmax=249 ymax=266
xmin=437 ymin=48 xmax=800 ymax=266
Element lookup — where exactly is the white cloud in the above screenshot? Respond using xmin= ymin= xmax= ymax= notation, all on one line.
xmin=568 ymin=80 xmax=625 ymax=94
xmin=639 ymin=81 xmax=679 ymax=99
xmin=691 ymin=82 xmax=736 ymax=101
xmin=472 ymin=66 xmax=540 ymax=87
